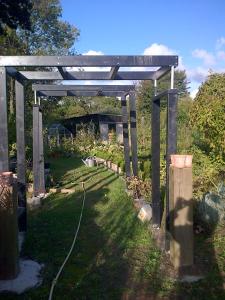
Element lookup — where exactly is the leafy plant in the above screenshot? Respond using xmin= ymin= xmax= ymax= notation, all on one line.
xmin=126 ymin=176 xmax=151 ymax=200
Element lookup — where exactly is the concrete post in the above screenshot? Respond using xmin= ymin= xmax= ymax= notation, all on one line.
xmin=169 ymin=165 xmax=193 ymax=269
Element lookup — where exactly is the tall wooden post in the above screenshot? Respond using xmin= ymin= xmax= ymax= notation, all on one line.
xmin=33 ymin=105 xmax=40 ymax=196
xmin=0 ymin=172 xmax=19 ymax=279
xmin=169 ymin=165 xmax=193 ymax=269
xmin=0 ymin=67 xmax=9 ymax=172
xmin=33 ymin=105 xmax=45 ymax=196
xmin=166 ymin=91 xmax=178 ymax=230
xmin=16 ymin=80 xmax=27 ymax=231
xmin=39 ymin=109 xmax=45 ymax=194
xmin=129 ymin=91 xmax=138 ymax=177
xmin=121 ymin=95 xmax=131 ymax=177
xmin=151 ymin=98 xmax=161 ymax=227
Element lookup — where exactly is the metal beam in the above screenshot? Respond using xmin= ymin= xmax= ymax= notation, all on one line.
xmin=0 ymin=55 xmax=178 ymax=67
xmin=121 ymin=95 xmax=131 ymax=177
xmin=15 ymin=80 xmax=27 ymax=231
xmin=129 ymin=91 xmax=138 ymax=177
xmin=32 ymin=84 xmax=135 ymax=92
xmin=109 ymin=65 xmax=119 ymax=79
xmin=19 ymin=70 xmax=157 ymax=80
xmin=0 ymin=67 xmax=9 ymax=172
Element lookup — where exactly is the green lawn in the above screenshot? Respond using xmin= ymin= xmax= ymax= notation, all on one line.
xmin=1 ymin=157 xmax=225 ymax=299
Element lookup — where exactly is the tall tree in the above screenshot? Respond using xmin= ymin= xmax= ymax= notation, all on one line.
xmin=137 ymin=70 xmax=189 ymax=114
xmin=190 ymin=72 xmax=225 ymax=163
xmin=18 ymin=0 xmax=79 ymax=55
xmin=0 ymin=0 xmax=32 ymax=34
xmin=0 ymin=0 xmax=80 ymax=149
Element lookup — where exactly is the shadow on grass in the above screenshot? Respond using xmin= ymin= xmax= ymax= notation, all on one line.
xmin=2 ymin=157 xmax=223 ymax=300
xmin=5 ymin=158 xmax=162 ymax=300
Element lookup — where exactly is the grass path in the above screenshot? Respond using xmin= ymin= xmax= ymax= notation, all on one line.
xmin=1 ymin=157 xmax=225 ymax=299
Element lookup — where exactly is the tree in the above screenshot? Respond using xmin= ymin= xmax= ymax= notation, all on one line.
xmin=0 ymin=0 xmax=32 ymax=34
xmin=190 ymin=73 xmax=225 ymax=163
xmin=42 ymin=96 xmax=121 ymax=123
xmin=137 ymin=70 xmax=189 ymax=114
xmin=18 ymin=0 xmax=79 ymax=55
xmin=0 ymin=0 xmax=80 ymax=149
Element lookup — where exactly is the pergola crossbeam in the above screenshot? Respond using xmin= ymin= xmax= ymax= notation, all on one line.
xmin=32 ymin=84 xmax=134 ymax=92
xmin=37 ymin=90 xmax=130 ymax=97
xmin=154 ymin=66 xmax=171 ymax=80
xmin=109 ymin=65 xmax=119 ymax=79
xmin=6 ymin=67 xmax=27 ymax=82
xmin=17 ymin=70 xmax=159 ymax=80
xmin=57 ymin=67 xmax=69 ymax=80
xmin=0 ymin=55 xmax=178 ymax=67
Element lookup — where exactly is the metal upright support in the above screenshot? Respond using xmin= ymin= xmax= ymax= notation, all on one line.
xmin=33 ymin=104 xmax=40 ymax=196
xmin=39 ymin=108 xmax=45 ymax=194
xmin=129 ymin=91 xmax=138 ymax=177
xmin=15 ymin=80 xmax=27 ymax=231
xmin=154 ymin=80 xmax=157 ymax=96
xmin=151 ymin=98 xmax=161 ymax=227
xmin=121 ymin=95 xmax=131 ymax=177
xmin=170 ymin=66 xmax=175 ymax=89
xmin=0 ymin=67 xmax=9 ymax=172
xmin=166 ymin=91 xmax=178 ymax=230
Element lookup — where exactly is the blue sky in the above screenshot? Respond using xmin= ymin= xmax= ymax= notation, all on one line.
xmin=61 ymin=0 xmax=225 ymax=97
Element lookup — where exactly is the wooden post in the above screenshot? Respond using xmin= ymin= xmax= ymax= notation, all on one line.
xmin=129 ymin=91 xmax=138 ymax=177
xmin=16 ymin=80 xmax=27 ymax=231
xmin=121 ymin=95 xmax=131 ymax=177
xmin=166 ymin=91 xmax=178 ymax=231
xmin=169 ymin=165 xmax=193 ymax=269
xmin=151 ymin=98 xmax=161 ymax=227
xmin=33 ymin=105 xmax=40 ymax=196
xmin=0 ymin=67 xmax=9 ymax=172
xmin=39 ymin=109 xmax=45 ymax=194
xmin=0 ymin=172 xmax=19 ymax=279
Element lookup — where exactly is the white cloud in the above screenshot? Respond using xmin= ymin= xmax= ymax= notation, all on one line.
xmin=190 ymin=88 xmax=199 ymax=99
xmin=187 ymin=67 xmax=209 ymax=83
xmin=143 ymin=43 xmax=175 ymax=55
xmin=192 ymin=49 xmax=216 ymax=65
xmin=143 ymin=43 xmax=185 ymax=70
xmin=83 ymin=50 xmax=104 ymax=56
xmin=216 ymin=37 xmax=225 ymax=50
xmin=217 ymin=50 xmax=225 ymax=61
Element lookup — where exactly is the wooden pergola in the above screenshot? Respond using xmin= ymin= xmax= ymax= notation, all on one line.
xmin=32 ymin=84 xmax=137 ymax=196
xmin=0 ymin=55 xmax=178 ymax=229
